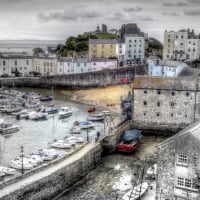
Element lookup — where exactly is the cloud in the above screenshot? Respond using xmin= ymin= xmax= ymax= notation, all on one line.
xmin=184 ymin=10 xmax=200 ymax=15
xmin=185 ymin=0 xmax=200 ymax=4
xmin=163 ymin=12 xmax=181 ymax=16
xmin=124 ymin=7 xmax=142 ymax=12
xmin=38 ymin=10 xmax=101 ymax=22
xmin=141 ymin=17 xmax=154 ymax=21
xmin=108 ymin=12 xmax=126 ymax=21
xmin=163 ymin=2 xmax=188 ymax=7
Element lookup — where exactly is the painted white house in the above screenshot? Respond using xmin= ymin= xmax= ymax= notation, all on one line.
xmin=0 ymin=55 xmax=33 ymax=76
xmin=57 ymin=57 xmax=74 ymax=75
xmin=32 ymin=56 xmax=57 ymax=76
xmin=125 ymin=34 xmax=145 ymax=65
xmin=148 ymin=59 xmax=188 ymax=77
xmin=186 ymin=39 xmax=200 ymax=61
xmin=73 ymin=58 xmax=91 ymax=74
xmin=90 ymin=59 xmax=118 ymax=72
xmin=116 ymin=43 xmax=125 ymax=62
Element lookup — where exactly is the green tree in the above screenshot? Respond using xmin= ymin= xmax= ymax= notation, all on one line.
xmin=33 ymin=47 xmax=45 ymax=56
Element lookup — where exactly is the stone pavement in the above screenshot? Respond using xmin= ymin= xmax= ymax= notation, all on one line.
xmin=142 ymin=181 xmax=156 ymax=200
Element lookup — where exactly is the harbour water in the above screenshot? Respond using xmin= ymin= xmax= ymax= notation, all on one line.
xmin=0 ymin=87 xmax=104 ymax=166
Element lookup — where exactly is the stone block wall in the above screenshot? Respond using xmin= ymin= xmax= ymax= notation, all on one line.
xmin=1 ymin=145 xmax=102 ymax=200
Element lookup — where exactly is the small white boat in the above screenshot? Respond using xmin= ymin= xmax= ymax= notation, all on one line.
xmin=69 ymin=125 xmax=81 ymax=134
xmin=26 ymin=101 xmax=40 ymax=109
xmin=78 ymin=121 xmax=94 ymax=129
xmin=51 ymin=140 xmax=73 ymax=149
xmin=0 ymin=123 xmax=20 ymax=134
xmin=37 ymin=149 xmax=59 ymax=161
xmin=122 ymin=182 xmax=148 ymax=200
xmin=15 ymin=110 xmax=29 ymax=119
xmin=0 ymin=166 xmax=16 ymax=175
xmin=66 ymin=136 xmax=84 ymax=143
xmin=28 ymin=111 xmax=47 ymax=120
xmin=9 ymin=159 xmax=34 ymax=170
xmin=58 ymin=107 xmax=72 ymax=118
xmin=41 ymin=106 xmax=58 ymax=114
xmin=88 ymin=113 xmax=104 ymax=121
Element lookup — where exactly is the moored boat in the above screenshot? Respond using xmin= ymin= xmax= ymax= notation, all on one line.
xmin=0 ymin=166 xmax=16 ymax=175
xmin=0 ymin=123 xmax=20 ymax=134
xmin=69 ymin=125 xmax=81 ymax=134
xmin=117 ymin=129 xmax=142 ymax=153
xmin=58 ymin=107 xmax=72 ymax=118
xmin=88 ymin=113 xmax=104 ymax=121
xmin=40 ymin=96 xmax=53 ymax=102
xmin=87 ymin=106 xmax=95 ymax=113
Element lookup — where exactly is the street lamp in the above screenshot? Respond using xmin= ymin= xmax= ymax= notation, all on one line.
xmin=20 ymin=145 xmax=24 ymax=175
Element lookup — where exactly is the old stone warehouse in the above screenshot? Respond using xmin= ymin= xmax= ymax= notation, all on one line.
xmin=132 ymin=76 xmax=200 ymax=199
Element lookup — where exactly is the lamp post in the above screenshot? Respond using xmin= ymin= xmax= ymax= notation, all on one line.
xmin=86 ymin=118 xmax=89 ymax=142
xmin=20 ymin=145 xmax=24 ymax=175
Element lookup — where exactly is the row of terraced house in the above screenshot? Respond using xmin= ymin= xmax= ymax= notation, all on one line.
xmin=0 ymin=54 xmax=118 ymax=77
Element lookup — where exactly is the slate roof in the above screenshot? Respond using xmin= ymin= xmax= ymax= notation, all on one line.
xmin=89 ymin=39 xmax=117 ymax=44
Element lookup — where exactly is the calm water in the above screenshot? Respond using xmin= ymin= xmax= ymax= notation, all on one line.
xmin=0 ymin=88 xmax=104 ymax=166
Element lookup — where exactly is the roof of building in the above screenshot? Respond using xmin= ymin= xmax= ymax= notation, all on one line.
xmin=89 ymin=39 xmax=117 ymax=44
xmin=133 ymin=76 xmax=198 ymax=90
xmin=159 ymin=60 xmax=188 ymax=68
xmin=178 ymin=67 xmax=200 ymax=77
xmin=157 ymin=121 xmax=200 ymax=147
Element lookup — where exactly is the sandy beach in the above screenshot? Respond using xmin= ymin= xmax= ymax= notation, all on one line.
xmin=61 ymin=83 xmax=133 ymax=114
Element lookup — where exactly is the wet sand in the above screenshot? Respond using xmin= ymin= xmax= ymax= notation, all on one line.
xmin=61 ymin=84 xmax=132 ymax=114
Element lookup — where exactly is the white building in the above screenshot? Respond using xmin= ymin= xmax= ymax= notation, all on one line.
xmin=116 ymin=43 xmax=125 ymax=63
xmin=0 ymin=55 xmax=33 ymax=76
xmin=163 ymin=29 xmax=200 ymax=61
xmin=32 ymin=56 xmax=57 ymax=76
xmin=186 ymin=39 xmax=200 ymax=61
xmin=73 ymin=59 xmax=91 ymax=74
xmin=148 ymin=59 xmax=188 ymax=77
xmin=90 ymin=59 xmax=118 ymax=72
xmin=57 ymin=57 xmax=74 ymax=75
xmin=125 ymin=34 xmax=145 ymax=65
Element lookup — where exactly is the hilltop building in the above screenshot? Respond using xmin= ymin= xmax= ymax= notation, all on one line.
xmin=88 ymin=39 xmax=117 ymax=59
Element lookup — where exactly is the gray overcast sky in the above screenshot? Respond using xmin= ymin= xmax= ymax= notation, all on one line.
xmin=0 ymin=0 xmax=200 ymax=42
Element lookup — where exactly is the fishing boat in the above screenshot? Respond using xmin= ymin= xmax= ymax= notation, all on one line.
xmin=58 ymin=107 xmax=72 ymax=118
xmin=88 ymin=113 xmax=104 ymax=121
xmin=40 ymin=96 xmax=53 ymax=102
xmin=117 ymin=129 xmax=142 ymax=153
xmin=122 ymin=182 xmax=148 ymax=200
xmin=65 ymin=136 xmax=84 ymax=144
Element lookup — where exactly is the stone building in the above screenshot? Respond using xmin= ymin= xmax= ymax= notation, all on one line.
xmin=156 ymin=121 xmax=200 ymax=199
xmin=132 ymin=76 xmax=200 ymax=132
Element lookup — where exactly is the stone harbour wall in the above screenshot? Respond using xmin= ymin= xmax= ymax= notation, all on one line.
xmin=1 ymin=144 xmax=102 ymax=200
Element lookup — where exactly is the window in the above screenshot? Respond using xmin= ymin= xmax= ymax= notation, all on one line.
xmin=143 ymin=112 xmax=146 ymax=116
xmin=143 ymin=101 xmax=147 ymax=106
xmin=157 ymin=102 xmax=160 ymax=107
xmin=15 ymin=60 xmax=17 ymax=66
xmin=102 ymin=44 xmax=104 ymax=48
xmin=185 ymin=114 xmax=187 ymax=118
xmin=93 ymin=63 xmax=96 ymax=65
xmin=129 ymin=40 xmax=131 ymax=43
xmin=170 ymin=102 xmax=175 ymax=107
xmin=171 ymin=91 xmax=175 ymax=96
xmin=84 ymin=63 xmax=87 ymax=67
xmin=157 ymin=90 xmax=161 ymax=95
xmin=177 ymin=154 xmax=188 ymax=165
xmin=77 ymin=63 xmax=80 ymax=67
xmin=26 ymin=60 xmax=29 ymax=65
xmin=177 ymin=177 xmax=196 ymax=189
xmin=157 ymin=112 xmax=160 ymax=117
xmin=186 ymin=92 xmax=190 ymax=96
xmin=3 ymin=60 xmax=5 ymax=66
xmin=171 ymin=113 xmax=174 ymax=117
xmin=129 ymin=45 xmax=131 ymax=47
xmin=144 ymin=90 xmax=147 ymax=94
